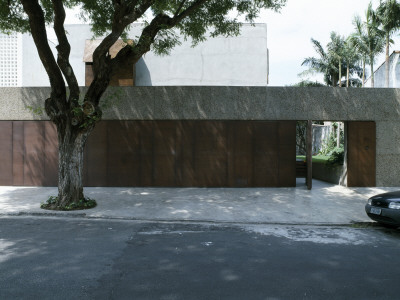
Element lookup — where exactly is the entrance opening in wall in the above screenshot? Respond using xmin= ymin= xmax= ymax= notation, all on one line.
xmin=296 ymin=120 xmax=345 ymax=189
xmin=295 ymin=120 xmax=376 ymax=188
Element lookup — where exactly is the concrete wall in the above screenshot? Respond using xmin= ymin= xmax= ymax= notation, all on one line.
xmin=1 ymin=86 xmax=400 ymax=186
xmin=312 ymin=162 xmax=343 ymax=185
xmin=21 ymin=23 xmax=268 ymax=87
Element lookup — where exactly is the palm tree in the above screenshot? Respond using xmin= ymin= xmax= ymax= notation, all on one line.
xmin=349 ymin=16 xmax=370 ymax=87
xmin=327 ymin=32 xmax=345 ymax=86
xmin=302 ymin=33 xmax=361 ymax=87
xmin=350 ymin=4 xmax=385 ymax=87
xmin=376 ymin=0 xmax=400 ymax=87
xmin=365 ymin=2 xmax=385 ymax=87
xmin=302 ymin=38 xmax=340 ymax=86
xmin=343 ymin=38 xmax=362 ymax=87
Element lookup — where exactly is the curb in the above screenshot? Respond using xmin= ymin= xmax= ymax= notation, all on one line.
xmin=0 ymin=211 xmax=376 ymax=227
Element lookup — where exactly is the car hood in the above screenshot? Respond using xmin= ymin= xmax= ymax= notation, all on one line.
xmin=370 ymin=191 xmax=400 ymax=201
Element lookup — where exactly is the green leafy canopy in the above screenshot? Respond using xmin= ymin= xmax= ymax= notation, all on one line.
xmin=0 ymin=0 xmax=286 ymax=55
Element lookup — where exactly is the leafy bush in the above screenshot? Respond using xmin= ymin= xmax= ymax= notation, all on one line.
xmin=319 ymin=126 xmax=344 ymax=155
xmin=319 ymin=133 xmax=338 ymax=156
xmin=327 ymin=147 xmax=344 ymax=166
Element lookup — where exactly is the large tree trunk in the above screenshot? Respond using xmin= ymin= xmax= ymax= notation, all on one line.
xmin=57 ymin=124 xmax=90 ymax=207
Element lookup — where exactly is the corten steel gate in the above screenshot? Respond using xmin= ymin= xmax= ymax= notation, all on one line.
xmin=347 ymin=121 xmax=376 ymax=187
xmin=0 ymin=120 xmax=296 ymax=187
xmin=0 ymin=121 xmax=58 ymax=186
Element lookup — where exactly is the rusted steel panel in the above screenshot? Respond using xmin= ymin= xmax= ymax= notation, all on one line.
xmin=278 ymin=121 xmax=296 ymax=187
xmin=43 ymin=122 xmax=58 ymax=186
xmin=84 ymin=121 xmax=108 ymax=186
xmin=0 ymin=122 xmax=13 ymax=185
xmin=179 ymin=121 xmax=195 ymax=187
xmin=193 ymin=121 xmax=228 ymax=187
xmin=348 ymin=122 xmax=376 ymax=187
xmin=227 ymin=122 xmax=253 ymax=187
xmin=0 ymin=120 xmax=297 ymax=188
xmin=23 ymin=121 xmax=45 ymax=186
xmin=12 ymin=121 xmax=24 ymax=186
xmin=253 ymin=121 xmax=279 ymax=187
xmin=106 ymin=121 xmax=140 ymax=186
xmin=153 ymin=121 xmax=178 ymax=186
xmin=138 ymin=121 xmax=153 ymax=186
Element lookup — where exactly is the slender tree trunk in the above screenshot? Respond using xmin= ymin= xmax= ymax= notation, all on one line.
xmin=386 ymin=33 xmax=390 ymax=88
xmin=336 ymin=123 xmax=340 ymax=148
xmin=339 ymin=57 xmax=342 ymax=87
xmin=346 ymin=65 xmax=350 ymax=87
xmin=57 ymin=124 xmax=90 ymax=207
xmin=362 ymin=59 xmax=365 ymax=87
xmin=370 ymin=56 xmax=374 ymax=88
xmin=332 ymin=74 xmax=337 ymax=87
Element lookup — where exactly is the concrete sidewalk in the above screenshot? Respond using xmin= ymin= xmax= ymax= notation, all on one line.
xmin=0 ymin=180 xmax=398 ymax=224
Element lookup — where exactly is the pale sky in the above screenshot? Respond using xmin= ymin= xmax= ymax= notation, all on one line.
xmin=257 ymin=0 xmax=400 ymax=86
xmin=65 ymin=0 xmax=399 ymax=86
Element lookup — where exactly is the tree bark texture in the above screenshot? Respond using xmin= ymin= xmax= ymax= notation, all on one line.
xmin=57 ymin=124 xmax=90 ymax=206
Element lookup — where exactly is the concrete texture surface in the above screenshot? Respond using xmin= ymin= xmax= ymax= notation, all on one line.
xmin=3 ymin=86 xmax=400 ymax=122
xmin=2 ymin=86 xmax=400 ymax=186
xmin=0 ymin=180 xmax=396 ymax=225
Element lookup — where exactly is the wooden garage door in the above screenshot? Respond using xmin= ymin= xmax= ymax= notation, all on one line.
xmin=347 ymin=121 xmax=376 ymax=187
xmin=0 ymin=120 xmax=296 ymax=187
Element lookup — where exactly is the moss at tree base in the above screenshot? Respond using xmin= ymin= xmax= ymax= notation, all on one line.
xmin=40 ymin=196 xmax=97 ymax=211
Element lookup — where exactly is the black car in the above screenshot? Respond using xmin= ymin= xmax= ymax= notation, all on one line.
xmin=365 ymin=191 xmax=400 ymax=227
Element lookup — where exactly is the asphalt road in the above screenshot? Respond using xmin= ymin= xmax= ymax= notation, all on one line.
xmin=1 ymin=216 xmax=399 ymax=300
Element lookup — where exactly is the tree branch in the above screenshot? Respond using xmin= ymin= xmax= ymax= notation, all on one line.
xmin=123 ymin=0 xmax=154 ymax=27
xmin=52 ymin=0 xmax=80 ymax=102
xmin=112 ymin=0 xmax=208 ymax=73
xmin=170 ymin=0 xmax=208 ymax=25
xmin=20 ymin=0 xmax=65 ymax=101
xmin=88 ymin=0 xmax=207 ymax=106
xmin=174 ymin=0 xmax=188 ymax=18
xmin=86 ymin=0 xmax=154 ymax=106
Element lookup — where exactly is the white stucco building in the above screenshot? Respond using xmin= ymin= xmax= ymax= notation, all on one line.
xmin=0 ymin=23 xmax=269 ymax=87
xmin=365 ymin=51 xmax=400 ymax=88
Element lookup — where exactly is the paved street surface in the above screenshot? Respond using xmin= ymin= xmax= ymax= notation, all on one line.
xmin=1 ymin=216 xmax=400 ymax=300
